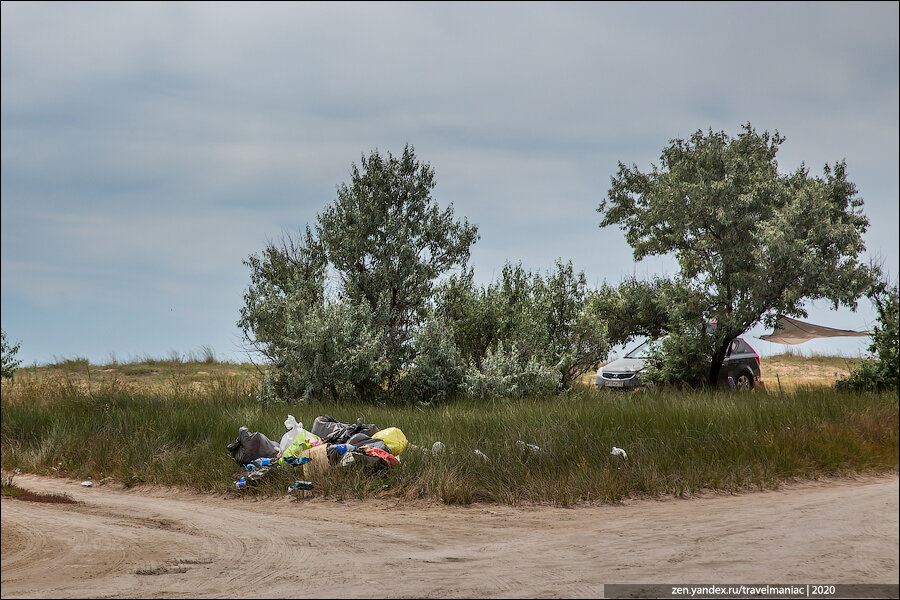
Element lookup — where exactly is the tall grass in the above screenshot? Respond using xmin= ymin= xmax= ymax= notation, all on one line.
xmin=1 ymin=377 xmax=896 ymax=504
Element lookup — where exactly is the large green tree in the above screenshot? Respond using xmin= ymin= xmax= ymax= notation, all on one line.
xmin=239 ymin=144 xmax=479 ymax=400
xmin=598 ymin=124 xmax=875 ymax=385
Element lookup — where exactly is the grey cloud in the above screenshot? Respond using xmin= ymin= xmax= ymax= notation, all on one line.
xmin=2 ymin=1 xmax=897 ymax=363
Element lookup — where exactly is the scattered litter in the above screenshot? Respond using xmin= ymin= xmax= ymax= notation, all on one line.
xmin=244 ymin=456 xmax=276 ymax=470
xmin=473 ymin=449 xmax=489 ymax=461
xmin=246 ymin=465 xmax=277 ymax=482
xmin=727 ymin=376 xmax=736 ymax=390
xmin=362 ymin=446 xmax=400 ymax=467
xmin=326 ymin=443 xmax=357 ymax=462
xmin=344 ymin=433 xmax=390 ymax=453
xmin=280 ymin=455 xmax=310 ymax=467
xmin=287 ymin=481 xmax=314 ymax=493
xmin=516 ymin=440 xmax=543 ymax=454
xmin=310 ymin=415 xmax=378 ymax=444
xmin=228 ymin=414 xmax=407 ymax=491
xmin=226 ymin=426 xmax=280 ymax=466
xmin=279 ymin=415 xmax=304 ymax=454
xmin=431 ymin=441 xmax=445 ymax=453
xmin=611 ymin=446 xmax=627 ymax=459
xmin=81 ymin=481 xmax=93 ymax=487
xmin=372 ymin=427 xmax=409 ymax=455
xmin=279 ymin=425 xmax=323 ymax=467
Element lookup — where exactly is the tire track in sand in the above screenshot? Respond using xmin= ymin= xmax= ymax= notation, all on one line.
xmin=2 ymin=474 xmax=897 ymax=598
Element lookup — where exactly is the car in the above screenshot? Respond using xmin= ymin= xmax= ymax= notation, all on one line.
xmin=596 ymin=336 xmax=762 ymax=390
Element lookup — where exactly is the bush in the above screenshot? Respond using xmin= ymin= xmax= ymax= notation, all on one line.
xmin=464 ymin=342 xmax=560 ymax=399
xmin=273 ymin=301 xmax=389 ymax=402
xmin=641 ymin=328 xmax=716 ymax=389
xmin=436 ymin=261 xmax=609 ymax=393
xmin=845 ymin=282 xmax=899 ymax=391
xmin=402 ymin=315 xmax=467 ymax=404
xmin=1 ymin=330 xmax=22 ymax=379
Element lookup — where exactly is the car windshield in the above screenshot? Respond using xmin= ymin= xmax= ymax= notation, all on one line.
xmin=624 ymin=339 xmax=656 ymax=359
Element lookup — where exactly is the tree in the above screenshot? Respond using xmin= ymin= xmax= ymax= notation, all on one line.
xmin=532 ymin=260 xmax=610 ymax=389
xmin=599 ymin=124 xmax=875 ymax=385
xmin=316 ymin=145 xmax=479 ymax=392
xmin=239 ymin=144 xmax=479 ymax=401
xmin=1 ymin=329 xmax=22 ymax=379
xmin=591 ymin=276 xmax=705 ymax=347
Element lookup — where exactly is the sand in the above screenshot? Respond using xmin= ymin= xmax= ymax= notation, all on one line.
xmin=1 ymin=473 xmax=897 ymax=598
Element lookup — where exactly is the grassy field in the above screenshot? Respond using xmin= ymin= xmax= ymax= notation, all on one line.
xmin=1 ymin=355 xmax=896 ymax=505
xmin=16 ymin=351 xmax=864 ymax=393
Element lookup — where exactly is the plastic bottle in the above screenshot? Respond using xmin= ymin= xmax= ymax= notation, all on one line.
xmin=244 ymin=456 xmax=276 ymax=470
xmin=333 ymin=444 xmax=356 ymax=455
xmin=287 ymin=480 xmax=314 ymax=493
xmin=234 ymin=477 xmax=247 ymax=489
xmin=727 ymin=376 xmax=736 ymax=390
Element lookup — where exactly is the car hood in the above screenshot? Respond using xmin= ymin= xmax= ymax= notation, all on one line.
xmin=601 ymin=357 xmax=645 ymax=373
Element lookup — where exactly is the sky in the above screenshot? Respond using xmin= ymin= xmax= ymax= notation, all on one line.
xmin=2 ymin=1 xmax=898 ymax=366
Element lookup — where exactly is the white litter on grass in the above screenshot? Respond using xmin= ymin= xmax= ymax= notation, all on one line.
xmin=81 ymin=481 xmax=93 ymax=487
xmin=432 ymin=441 xmax=445 ymax=453
xmin=473 ymin=449 xmax=489 ymax=461
xmin=611 ymin=446 xmax=627 ymax=459
xmin=516 ymin=440 xmax=543 ymax=454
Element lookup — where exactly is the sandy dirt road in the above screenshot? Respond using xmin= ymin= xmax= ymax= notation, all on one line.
xmin=1 ymin=474 xmax=897 ymax=598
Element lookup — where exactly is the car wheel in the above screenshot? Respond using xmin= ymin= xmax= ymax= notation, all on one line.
xmin=735 ymin=372 xmax=753 ymax=391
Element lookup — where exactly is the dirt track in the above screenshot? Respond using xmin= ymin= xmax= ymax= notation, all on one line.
xmin=1 ymin=474 xmax=898 ymax=598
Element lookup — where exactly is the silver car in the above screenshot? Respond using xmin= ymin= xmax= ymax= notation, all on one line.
xmin=596 ymin=337 xmax=762 ymax=390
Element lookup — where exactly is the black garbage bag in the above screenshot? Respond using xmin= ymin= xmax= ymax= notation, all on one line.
xmin=345 ymin=432 xmax=390 ymax=452
xmin=310 ymin=415 xmax=379 ymax=444
xmin=226 ymin=426 xmax=280 ymax=466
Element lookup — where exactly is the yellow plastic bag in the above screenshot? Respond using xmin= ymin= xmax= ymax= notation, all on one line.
xmin=371 ymin=427 xmax=408 ymax=455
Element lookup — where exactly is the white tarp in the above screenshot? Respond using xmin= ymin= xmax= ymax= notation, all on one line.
xmin=759 ymin=316 xmax=873 ymax=345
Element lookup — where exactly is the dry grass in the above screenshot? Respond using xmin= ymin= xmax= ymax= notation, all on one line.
xmin=579 ymin=353 xmax=864 ymax=391
xmin=1 ymin=474 xmax=77 ymax=504
xmin=3 ymin=357 xmax=260 ymax=395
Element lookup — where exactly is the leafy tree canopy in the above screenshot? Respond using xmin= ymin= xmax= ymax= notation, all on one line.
xmin=599 ymin=124 xmax=876 ymax=384
xmin=239 ymin=144 xmax=479 ymax=400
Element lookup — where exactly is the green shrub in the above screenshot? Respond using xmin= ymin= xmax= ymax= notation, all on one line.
xmin=274 ymin=301 xmax=388 ymax=402
xmin=1 ymin=330 xmax=22 ymax=379
xmin=402 ymin=315 xmax=466 ymax=404
xmin=436 ymin=261 xmax=609 ymax=393
xmin=464 ymin=342 xmax=560 ymax=399
xmin=846 ymin=282 xmax=899 ymax=391
xmin=641 ymin=327 xmax=715 ymax=389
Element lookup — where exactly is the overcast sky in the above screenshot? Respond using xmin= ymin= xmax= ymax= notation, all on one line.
xmin=2 ymin=1 xmax=898 ymax=365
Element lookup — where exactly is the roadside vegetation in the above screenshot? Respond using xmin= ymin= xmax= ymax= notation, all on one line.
xmin=2 ymin=124 xmax=896 ymax=504
xmin=2 ymin=361 xmax=896 ymax=504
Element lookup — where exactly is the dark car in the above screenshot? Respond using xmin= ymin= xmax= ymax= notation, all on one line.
xmin=596 ymin=336 xmax=762 ymax=390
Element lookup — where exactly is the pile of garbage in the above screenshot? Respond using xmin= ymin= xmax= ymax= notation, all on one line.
xmin=225 ymin=414 xmax=408 ymax=492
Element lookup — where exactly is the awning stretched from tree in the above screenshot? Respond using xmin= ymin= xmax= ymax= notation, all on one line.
xmin=759 ymin=316 xmax=873 ymax=345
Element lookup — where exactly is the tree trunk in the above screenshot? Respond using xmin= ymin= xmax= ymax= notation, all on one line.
xmin=707 ymin=339 xmax=731 ymax=387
